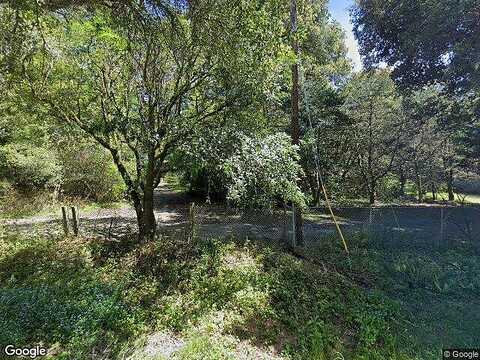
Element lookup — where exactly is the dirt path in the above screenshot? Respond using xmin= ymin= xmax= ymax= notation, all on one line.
xmin=153 ymin=181 xmax=190 ymax=209
xmin=0 ymin=181 xmax=191 ymax=236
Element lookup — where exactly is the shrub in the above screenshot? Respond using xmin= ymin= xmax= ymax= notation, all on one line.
xmin=0 ymin=179 xmax=13 ymax=197
xmin=57 ymin=141 xmax=126 ymax=202
xmin=0 ymin=144 xmax=61 ymax=191
xmin=224 ymin=133 xmax=305 ymax=209
xmin=377 ymin=174 xmax=403 ymax=202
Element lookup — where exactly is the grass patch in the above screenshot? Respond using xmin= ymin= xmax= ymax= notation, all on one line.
xmin=0 ymin=227 xmax=416 ymax=360
xmin=2 ymin=224 xmax=477 ymax=359
xmin=0 ymin=189 xmax=128 ymax=220
xmin=457 ymin=193 xmax=480 ymax=205
xmin=308 ymin=231 xmax=480 ymax=359
xmin=78 ymin=200 xmax=130 ymax=214
xmin=0 ymin=233 xmax=145 ymax=359
xmin=0 ymin=190 xmax=58 ymax=219
xmin=406 ymin=189 xmax=480 ymax=205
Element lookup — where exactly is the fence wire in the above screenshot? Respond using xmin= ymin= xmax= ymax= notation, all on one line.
xmin=183 ymin=204 xmax=480 ymax=252
xmin=2 ymin=202 xmax=478 ymax=252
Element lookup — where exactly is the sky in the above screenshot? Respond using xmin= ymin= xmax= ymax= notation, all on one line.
xmin=328 ymin=0 xmax=362 ymax=71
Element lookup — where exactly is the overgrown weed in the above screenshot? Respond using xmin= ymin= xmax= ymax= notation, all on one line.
xmin=1 ymin=228 xmax=456 ymax=359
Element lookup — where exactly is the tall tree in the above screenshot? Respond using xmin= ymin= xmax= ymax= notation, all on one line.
xmin=342 ymin=70 xmax=404 ymax=204
xmin=290 ymin=0 xmax=304 ymax=247
xmin=352 ymin=0 xmax=480 ymax=93
xmin=7 ymin=1 xmax=285 ymax=241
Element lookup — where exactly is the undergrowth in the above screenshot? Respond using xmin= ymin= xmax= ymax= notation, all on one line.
xmin=1 ymin=226 xmax=477 ymax=359
xmin=309 ymin=231 xmax=480 ymax=359
xmin=0 ymin=188 xmax=127 ymax=220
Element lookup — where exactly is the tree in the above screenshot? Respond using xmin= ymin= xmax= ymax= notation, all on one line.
xmin=8 ymin=1 xmax=286 ymax=241
xmin=283 ymin=0 xmax=351 ymax=243
xmin=401 ymin=86 xmax=477 ymax=202
xmin=342 ymin=70 xmax=403 ymax=204
xmin=401 ymin=87 xmax=445 ymax=202
xmin=174 ymin=0 xmax=352 ymax=210
xmin=352 ymin=0 xmax=480 ymax=93
xmin=300 ymin=81 xmax=354 ymax=205
xmin=289 ymin=0 xmax=304 ymax=246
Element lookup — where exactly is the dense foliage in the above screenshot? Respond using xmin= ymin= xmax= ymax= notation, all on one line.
xmin=224 ymin=133 xmax=304 ymax=209
xmin=2 ymin=0 xmax=476 ymax=214
xmin=352 ymin=0 xmax=480 ymax=93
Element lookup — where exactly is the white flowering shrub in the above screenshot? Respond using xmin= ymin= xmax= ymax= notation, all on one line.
xmin=224 ymin=133 xmax=305 ymax=209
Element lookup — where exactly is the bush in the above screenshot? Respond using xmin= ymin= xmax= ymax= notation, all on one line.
xmin=377 ymin=174 xmax=403 ymax=202
xmin=0 ymin=179 xmax=13 ymax=197
xmin=57 ymin=141 xmax=126 ymax=202
xmin=0 ymin=144 xmax=61 ymax=191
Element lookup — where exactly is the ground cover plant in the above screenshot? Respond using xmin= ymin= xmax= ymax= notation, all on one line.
xmin=0 ymin=226 xmax=413 ymax=359
xmin=2 ymin=222 xmax=478 ymax=359
xmin=309 ymin=231 xmax=480 ymax=359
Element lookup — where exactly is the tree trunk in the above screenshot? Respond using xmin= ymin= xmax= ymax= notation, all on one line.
xmin=107 ymin=147 xmax=155 ymax=242
xmin=447 ymin=169 xmax=455 ymax=201
xmin=290 ymin=0 xmax=303 ymax=247
xmin=413 ymin=159 xmax=423 ymax=203
xmin=142 ymin=152 xmax=157 ymax=241
xmin=416 ymin=177 xmax=423 ymax=203
xmin=142 ymin=185 xmax=156 ymax=241
xmin=369 ymin=180 xmax=376 ymax=205
xmin=431 ymin=182 xmax=437 ymax=201
xmin=135 ymin=205 xmax=145 ymax=241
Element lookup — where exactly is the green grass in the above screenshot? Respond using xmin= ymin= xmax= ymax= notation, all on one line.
xmin=456 ymin=193 xmax=480 ymax=204
xmin=308 ymin=232 xmax=480 ymax=359
xmin=407 ymin=190 xmax=480 ymax=205
xmin=1 ymin=224 xmax=478 ymax=359
xmin=0 ymin=228 xmax=415 ymax=360
xmin=78 ymin=200 xmax=130 ymax=214
xmin=0 ymin=191 xmax=57 ymax=219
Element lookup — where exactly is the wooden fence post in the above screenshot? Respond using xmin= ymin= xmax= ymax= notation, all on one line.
xmin=61 ymin=206 xmax=69 ymax=236
xmin=71 ymin=206 xmax=79 ymax=236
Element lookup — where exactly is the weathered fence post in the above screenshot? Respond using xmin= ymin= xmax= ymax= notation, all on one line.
xmin=71 ymin=206 xmax=79 ymax=236
xmin=61 ymin=206 xmax=69 ymax=236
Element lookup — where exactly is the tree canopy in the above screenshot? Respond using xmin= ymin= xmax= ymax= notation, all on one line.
xmin=352 ymin=0 xmax=480 ymax=93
